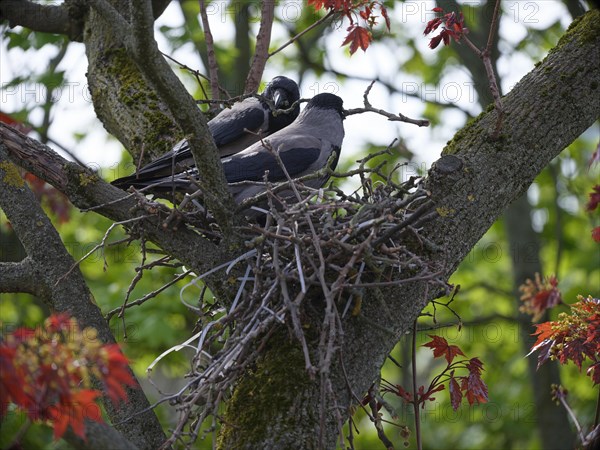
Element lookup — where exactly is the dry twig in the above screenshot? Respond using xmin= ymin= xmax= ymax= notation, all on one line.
xmin=345 ymin=81 xmax=430 ymax=127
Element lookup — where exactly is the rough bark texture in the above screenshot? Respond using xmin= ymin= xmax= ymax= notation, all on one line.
xmin=83 ymin=3 xmax=181 ymax=163
xmin=218 ymin=10 xmax=600 ymax=448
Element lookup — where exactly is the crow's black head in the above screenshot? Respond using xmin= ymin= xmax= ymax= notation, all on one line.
xmin=305 ymin=93 xmax=344 ymax=119
xmin=263 ymin=76 xmax=301 ymax=132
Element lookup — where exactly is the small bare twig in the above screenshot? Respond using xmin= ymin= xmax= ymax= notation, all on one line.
xmin=344 ymin=81 xmax=430 ymax=127
xmin=160 ymin=51 xmax=229 ymax=99
xmin=56 ymin=216 xmax=146 ymax=285
xmin=106 ymin=269 xmax=192 ymax=321
xmin=199 ymin=0 xmax=220 ymax=103
xmin=461 ymin=0 xmax=504 ymax=138
xmin=553 ymin=385 xmax=586 ymax=443
xmin=269 ymin=10 xmax=337 ymax=58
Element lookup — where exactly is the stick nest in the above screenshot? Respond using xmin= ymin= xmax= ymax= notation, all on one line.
xmin=146 ymin=149 xmax=448 ymax=449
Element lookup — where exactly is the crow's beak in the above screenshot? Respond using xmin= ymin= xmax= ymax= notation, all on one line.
xmin=273 ymin=88 xmax=289 ymax=110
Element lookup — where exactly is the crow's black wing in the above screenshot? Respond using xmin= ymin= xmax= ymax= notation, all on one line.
xmin=223 ymin=144 xmax=321 ymax=183
xmin=209 ymin=100 xmax=266 ymax=147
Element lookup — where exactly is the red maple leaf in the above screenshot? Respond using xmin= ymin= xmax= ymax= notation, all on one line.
xmin=307 ymin=0 xmax=326 ymax=11
xmin=423 ymin=335 xmax=465 ymax=364
xmin=461 ymin=376 xmax=488 ymax=406
xmin=466 ymin=357 xmax=484 ymax=376
xmin=424 ymin=8 xmax=468 ymax=49
xmin=342 ymin=25 xmax=372 ymax=55
xmin=100 ymin=344 xmax=136 ymax=405
xmin=308 ymin=0 xmax=351 ymax=12
xmin=587 ymin=185 xmax=600 ymax=212
xmin=449 ymin=373 xmax=462 ymax=411
xmin=417 ymin=383 xmax=445 ymax=408
xmin=592 ymin=227 xmax=600 ymax=243
xmin=0 ymin=345 xmax=32 ymax=416
xmin=46 ymin=312 xmax=73 ymax=333
xmin=381 ymin=5 xmax=391 ymax=30
xmin=529 ymin=296 xmax=600 ymax=381
xmin=587 ymin=361 xmax=600 ymax=385
xmin=531 ymin=321 xmax=558 ymax=348
xmin=0 ymin=314 xmax=136 ymax=441
xmin=359 ymin=6 xmax=371 ymax=21
xmin=424 ymin=17 xmax=442 ymax=35
xmin=519 ymin=273 xmax=562 ymax=321
xmin=429 ymin=34 xmax=444 ymax=49
xmin=48 ymin=390 xmax=102 ymax=440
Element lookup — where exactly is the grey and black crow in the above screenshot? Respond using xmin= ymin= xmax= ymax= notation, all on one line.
xmin=112 ymin=76 xmax=300 ymax=187
xmin=113 ymin=93 xmax=345 ymax=210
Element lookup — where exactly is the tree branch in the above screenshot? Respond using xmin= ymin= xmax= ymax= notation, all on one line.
xmin=0 ymin=122 xmax=234 ymax=301
xmin=344 ymin=81 xmax=430 ymax=127
xmin=220 ymin=10 xmax=600 ymax=447
xmin=0 ymin=148 xmax=166 ymax=450
xmin=199 ymin=0 xmax=220 ymax=101
xmin=245 ymin=0 xmax=275 ymax=93
xmin=122 ymin=0 xmax=239 ymax=234
xmin=0 ymin=0 xmax=83 ymax=41
xmin=270 ymin=10 xmax=336 ymax=58
xmin=0 ymin=258 xmax=39 ymax=295
xmin=0 ymin=0 xmax=172 ymax=41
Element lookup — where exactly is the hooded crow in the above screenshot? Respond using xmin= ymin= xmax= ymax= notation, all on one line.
xmin=112 ymin=76 xmax=300 ymax=187
xmin=113 ymin=93 xmax=345 ymax=213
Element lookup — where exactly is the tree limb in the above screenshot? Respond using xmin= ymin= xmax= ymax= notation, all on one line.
xmin=110 ymin=0 xmax=239 ymax=235
xmin=0 ymin=258 xmax=39 ymax=295
xmin=0 ymin=122 xmax=234 ymax=301
xmin=0 ymin=0 xmax=172 ymax=40
xmin=0 ymin=148 xmax=166 ymax=450
xmin=245 ymin=0 xmax=275 ymax=93
xmin=219 ymin=10 xmax=600 ymax=448
xmin=0 ymin=0 xmax=83 ymax=41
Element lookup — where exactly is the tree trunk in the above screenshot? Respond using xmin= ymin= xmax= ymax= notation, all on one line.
xmin=218 ymin=11 xmax=600 ymax=448
xmin=504 ymin=195 xmax=576 ymax=449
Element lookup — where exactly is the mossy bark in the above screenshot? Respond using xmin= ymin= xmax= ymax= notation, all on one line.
xmin=218 ymin=10 xmax=600 ymax=449
xmin=84 ymin=4 xmax=181 ymax=164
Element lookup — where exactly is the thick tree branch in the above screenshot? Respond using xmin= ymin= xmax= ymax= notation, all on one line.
xmin=0 ymin=149 xmax=166 ymax=450
xmin=426 ymin=10 xmax=600 ymax=268
xmin=245 ymin=0 xmax=275 ymax=93
xmin=0 ymin=122 xmax=234 ymax=301
xmin=91 ymin=0 xmax=239 ymax=235
xmin=0 ymin=258 xmax=39 ymax=295
xmin=0 ymin=0 xmax=172 ymax=40
xmin=0 ymin=0 xmax=83 ymax=40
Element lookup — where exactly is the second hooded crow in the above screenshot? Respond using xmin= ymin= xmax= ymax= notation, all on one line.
xmin=113 ymin=93 xmax=345 ymax=210
xmin=112 ymin=76 xmax=300 ymax=187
